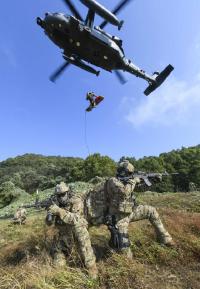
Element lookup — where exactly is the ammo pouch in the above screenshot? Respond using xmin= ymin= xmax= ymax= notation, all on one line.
xmin=118 ymin=200 xmax=134 ymax=214
xmin=105 ymin=179 xmax=135 ymax=215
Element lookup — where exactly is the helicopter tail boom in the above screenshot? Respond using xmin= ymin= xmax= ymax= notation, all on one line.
xmin=144 ymin=65 xmax=174 ymax=96
xmin=124 ymin=60 xmax=174 ymax=95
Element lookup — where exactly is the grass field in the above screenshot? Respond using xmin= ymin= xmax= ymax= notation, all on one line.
xmin=0 ymin=191 xmax=200 ymax=289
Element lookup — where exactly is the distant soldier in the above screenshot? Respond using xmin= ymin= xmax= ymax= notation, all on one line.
xmin=189 ymin=182 xmax=197 ymax=192
xmin=104 ymin=160 xmax=174 ymax=258
xmin=86 ymin=91 xmax=104 ymax=112
xmin=35 ymin=189 xmax=40 ymax=205
xmin=12 ymin=205 xmax=27 ymax=225
xmin=47 ymin=182 xmax=98 ymax=279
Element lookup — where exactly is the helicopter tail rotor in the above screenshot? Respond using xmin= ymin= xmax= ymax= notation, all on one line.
xmin=144 ymin=65 xmax=174 ymax=96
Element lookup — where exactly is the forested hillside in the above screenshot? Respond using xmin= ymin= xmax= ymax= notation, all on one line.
xmin=123 ymin=145 xmax=200 ymax=193
xmin=0 ymin=145 xmax=199 ymax=207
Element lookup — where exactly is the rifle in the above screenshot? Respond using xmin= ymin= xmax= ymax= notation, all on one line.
xmin=105 ymin=215 xmax=120 ymax=249
xmin=117 ymin=171 xmax=178 ymax=187
xmin=23 ymin=195 xmax=63 ymax=226
xmin=105 ymin=215 xmax=130 ymax=250
xmin=23 ymin=195 xmax=59 ymax=210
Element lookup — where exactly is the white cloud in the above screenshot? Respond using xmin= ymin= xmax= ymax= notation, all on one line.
xmin=122 ymin=33 xmax=200 ymax=129
xmin=194 ymin=37 xmax=200 ymax=51
xmin=125 ymin=76 xmax=200 ymax=127
xmin=0 ymin=45 xmax=17 ymax=68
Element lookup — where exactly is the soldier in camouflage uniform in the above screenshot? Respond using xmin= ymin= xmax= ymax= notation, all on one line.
xmin=12 ymin=205 xmax=27 ymax=225
xmin=104 ymin=160 xmax=174 ymax=258
xmin=189 ymin=182 xmax=197 ymax=192
xmin=47 ymin=182 xmax=98 ymax=279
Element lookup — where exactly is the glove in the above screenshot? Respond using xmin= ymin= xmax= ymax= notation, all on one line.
xmin=128 ymin=177 xmax=140 ymax=185
xmin=48 ymin=204 xmax=61 ymax=216
xmin=157 ymin=174 xmax=162 ymax=181
xmin=45 ymin=212 xmax=55 ymax=226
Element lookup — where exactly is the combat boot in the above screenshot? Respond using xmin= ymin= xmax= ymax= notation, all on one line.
xmin=121 ymin=247 xmax=133 ymax=260
xmin=163 ymin=237 xmax=175 ymax=247
xmin=87 ymin=264 xmax=98 ymax=279
xmin=126 ymin=248 xmax=133 ymax=260
xmin=159 ymin=234 xmax=175 ymax=247
xmin=53 ymin=252 xmax=66 ymax=267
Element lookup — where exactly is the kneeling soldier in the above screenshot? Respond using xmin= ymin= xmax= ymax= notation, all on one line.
xmin=105 ymin=161 xmax=174 ymax=259
xmin=12 ymin=206 xmax=27 ymax=225
xmin=47 ymin=182 xmax=98 ymax=279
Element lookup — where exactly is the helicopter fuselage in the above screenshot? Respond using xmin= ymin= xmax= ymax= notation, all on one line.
xmin=36 ymin=2 xmax=174 ymax=95
xmin=42 ymin=13 xmax=125 ymax=72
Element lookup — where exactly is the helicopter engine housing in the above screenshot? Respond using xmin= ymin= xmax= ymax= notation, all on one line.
xmin=80 ymin=0 xmax=123 ymax=29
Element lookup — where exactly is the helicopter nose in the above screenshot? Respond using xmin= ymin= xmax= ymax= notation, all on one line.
xmin=44 ymin=13 xmax=70 ymax=31
xmin=42 ymin=13 xmax=56 ymax=31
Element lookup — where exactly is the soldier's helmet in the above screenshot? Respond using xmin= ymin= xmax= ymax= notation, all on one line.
xmin=86 ymin=92 xmax=94 ymax=99
xmin=117 ymin=160 xmax=134 ymax=176
xmin=55 ymin=182 xmax=69 ymax=195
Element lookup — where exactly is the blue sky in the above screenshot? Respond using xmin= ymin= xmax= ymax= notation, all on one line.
xmin=0 ymin=0 xmax=200 ymax=161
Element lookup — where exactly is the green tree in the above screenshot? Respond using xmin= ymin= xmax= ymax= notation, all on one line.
xmin=0 ymin=181 xmax=19 ymax=208
xmin=84 ymin=154 xmax=116 ymax=181
xmin=21 ymin=169 xmax=41 ymax=193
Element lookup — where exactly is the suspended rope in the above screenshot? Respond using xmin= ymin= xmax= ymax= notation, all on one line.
xmin=84 ymin=111 xmax=90 ymax=156
xmin=84 ymin=92 xmax=104 ymax=156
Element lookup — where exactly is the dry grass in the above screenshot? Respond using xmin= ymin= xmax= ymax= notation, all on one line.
xmin=138 ymin=192 xmax=200 ymax=213
xmin=0 ymin=192 xmax=200 ymax=289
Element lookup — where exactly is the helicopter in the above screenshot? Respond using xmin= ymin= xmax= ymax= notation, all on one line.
xmin=37 ymin=0 xmax=174 ymax=95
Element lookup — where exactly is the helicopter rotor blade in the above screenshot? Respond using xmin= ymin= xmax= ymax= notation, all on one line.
xmin=50 ymin=62 xmax=70 ymax=82
xmin=112 ymin=0 xmax=134 ymax=16
xmin=114 ymin=70 xmax=127 ymax=84
xmin=99 ymin=0 xmax=134 ymax=30
xmin=62 ymin=0 xmax=83 ymax=21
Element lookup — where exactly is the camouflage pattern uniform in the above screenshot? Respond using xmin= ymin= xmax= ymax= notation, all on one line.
xmin=189 ymin=182 xmax=197 ymax=192
xmin=48 ymin=182 xmax=97 ymax=279
xmin=46 ymin=183 xmax=74 ymax=267
xmin=12 ymin=206 xmax=27 ymax=225
xmin=105 ymin=161 xmax=174 ymax=258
